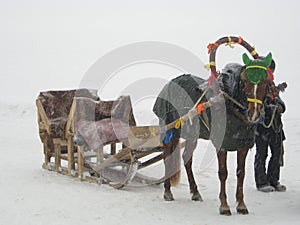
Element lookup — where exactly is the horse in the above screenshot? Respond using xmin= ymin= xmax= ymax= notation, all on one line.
xmin=153 ymin=52 xmax=274 ymax=215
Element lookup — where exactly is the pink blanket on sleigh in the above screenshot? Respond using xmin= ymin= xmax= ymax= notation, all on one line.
xmin=75 ymin=118 xmax=129 ymax=150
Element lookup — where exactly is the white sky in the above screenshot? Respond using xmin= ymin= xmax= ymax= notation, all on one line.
xmin=0 ymin=0 xmax=299 ymax=115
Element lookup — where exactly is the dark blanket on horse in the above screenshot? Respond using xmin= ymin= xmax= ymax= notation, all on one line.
xmin=153 ymin=74 xmax=211 ymax=140
xmin=153 ymin=65 xmax=256 ymax=151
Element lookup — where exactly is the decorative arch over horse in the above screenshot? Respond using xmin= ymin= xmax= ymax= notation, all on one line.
xmin=153 ymin=36 xmax=274 ymax=215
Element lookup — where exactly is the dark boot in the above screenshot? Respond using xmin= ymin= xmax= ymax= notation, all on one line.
xmin=272 ymin=182 xmax=287 ymax=192
xmin=257 ymin=185 xmax=275 ymax=192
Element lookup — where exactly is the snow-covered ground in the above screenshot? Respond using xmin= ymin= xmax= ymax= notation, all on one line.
xmin=1 ymin=1 xmax=299 ymax=224
xmin=0 ymin=101 xmax=299 ymax=225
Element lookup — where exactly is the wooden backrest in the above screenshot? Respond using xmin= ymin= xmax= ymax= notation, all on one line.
xmin=37 ymin=89 xmax=99 ymax=138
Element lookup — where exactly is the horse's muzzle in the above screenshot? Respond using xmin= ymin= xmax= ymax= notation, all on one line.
xmin=245 ymin=100 xmax=263 ymax=124
xmin=245 ymin=109 xmax=261 ymax=124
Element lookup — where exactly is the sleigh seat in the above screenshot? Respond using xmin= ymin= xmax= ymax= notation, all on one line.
xmin=36 ymin=89 xmax=99 ymax=175
xmin=67 ymin=95 xmax=137 ymax=180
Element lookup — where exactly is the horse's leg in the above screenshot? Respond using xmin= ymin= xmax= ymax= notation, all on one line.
xmin=236 ymin=147 xmax=249 ymax=214
xmin=163 ymin=137 xmax=180 ymax=201
xmin=183 ymin=139 xmax=203 ymax=201
xmin=163 ymin=140 xmax=173 ymax=201
xmin=217 ymin=150 xmax=231 ymax=215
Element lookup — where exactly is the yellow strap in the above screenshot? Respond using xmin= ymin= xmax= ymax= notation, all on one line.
xmin=251 ymin=47 xmax=257 ymax=56
xmin=175 ymin=118 xmax=184 ymax=129
xmin=225 ymin=36 xmax=234 ymax=48
xmin=247 ymin=98 xmax=262 ymax=104
xmin=151 ymin=128 xmax=156 ymax=136
xmin=204 ymin=61 xmax=216 ymax=70
xmin=246 ymin=65 xmax=267 ymax=70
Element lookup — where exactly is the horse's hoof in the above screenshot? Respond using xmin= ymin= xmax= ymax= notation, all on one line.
xmin=237 ymin=207 xmax=249 ymax=215
xmin=219 ymin=207 xmax=231 ymax=216
xmin=164 ymin=192 xmax=174 ymax=201
xmin=191 ymin=192 xmax=203 ymax=202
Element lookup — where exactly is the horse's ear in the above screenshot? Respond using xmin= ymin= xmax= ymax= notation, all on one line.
xmin=263 ymin=52 xmax=273 ymax=68
xmin=242 ymin=53 xmax=251 ymax=65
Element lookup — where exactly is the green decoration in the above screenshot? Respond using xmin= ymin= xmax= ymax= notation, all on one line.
xmin=242 ymin=52 xmax=272 ymax=84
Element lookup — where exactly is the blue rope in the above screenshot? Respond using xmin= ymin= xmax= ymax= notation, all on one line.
xmin=164 ymin=129 xmax=173 ymax=144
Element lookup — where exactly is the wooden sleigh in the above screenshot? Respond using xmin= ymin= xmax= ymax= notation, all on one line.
xmin=36 ymin=89 xmax=173 ymax=188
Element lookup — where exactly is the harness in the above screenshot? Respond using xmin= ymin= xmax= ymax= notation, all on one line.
xmin=204 ymin=36 xmax=272 ymax=117
xmin=158 ymin=36 xmax=276 ymax=144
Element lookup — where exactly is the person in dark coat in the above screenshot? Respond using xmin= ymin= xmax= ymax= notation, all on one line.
xmin=254 ymin=59 xmax=287 ymax=192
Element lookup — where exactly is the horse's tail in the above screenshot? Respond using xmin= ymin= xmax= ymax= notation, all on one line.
xmin=170 ymin=161 xmax=181 ymax=186
xmin=167 ymin=138 xmax=181 ymax=186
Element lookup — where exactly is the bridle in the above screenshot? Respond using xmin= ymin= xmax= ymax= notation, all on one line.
xmin=247 ymin=97 xmax=263 ymax=105
xmin=221 ymin=71 xmax=270 ymax=125
xmin=244 ymin=64 xmax=269 ymax=106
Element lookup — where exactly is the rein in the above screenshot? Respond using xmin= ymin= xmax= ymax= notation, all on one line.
xmin=220 ymin=86 xmax=276 ymax=127
xmin=220 ymin=90 xmax=255 ymax=125
xmin=262 ymin=104 xmax=278 ymax=128
xmin=219 ymin=86 xmax=262 ymax=125
xmin=220 ymin=90 xmax=246 ymax=110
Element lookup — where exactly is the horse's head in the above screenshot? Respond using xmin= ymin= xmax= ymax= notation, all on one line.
xmin=241 ymin=52 xmax=273 ymax=123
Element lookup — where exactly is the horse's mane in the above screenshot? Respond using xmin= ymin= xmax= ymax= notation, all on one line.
xmin=217 ymin=63 xmax=247 ymax=110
